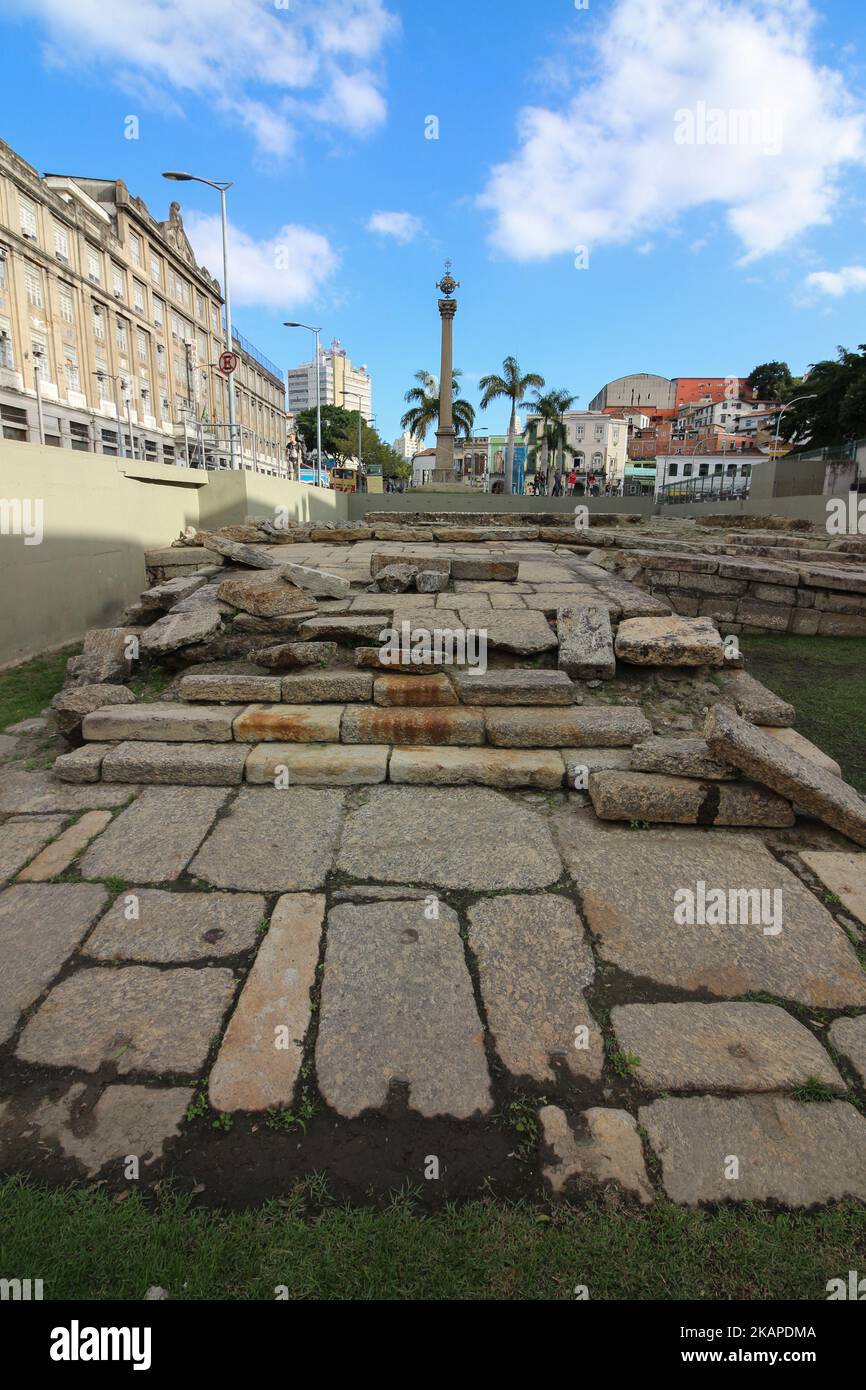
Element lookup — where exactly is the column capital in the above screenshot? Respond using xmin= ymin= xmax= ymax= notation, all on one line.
xmin=438 ymin=297 xmax=458 ymax=319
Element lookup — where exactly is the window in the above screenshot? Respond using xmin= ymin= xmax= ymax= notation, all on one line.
xmin=699 ymin=462 xmax=709 ymax=477
xmin=129 ymin=232 xmax=142 ymax=267
xmin=58 ymin=286 xmax=74 ymax=324
xmin=116 ymin=319 xmax=129 ymax=354
xmin=727 ymin=463 xmax=737 ymax=476
xmin=156 ymin=343 xmax=166 ymax=374
xmin=69 ymin=421 xmax=90 ymax=452
xmin=153 ymin=296 xmax=164 ymax=329
xmin=195 ymin=291 xmax=205 ymax=320
xmin=112 ymin=266 xmax=125 ymax=299
xmin=0 ymin=316 xmax=14 ymax=370
xmin=137 ymin=329 xmax=148 ymax=364
xmin=714 ymin=462 xmax=723 ymax=474
xmin=24 ymin=266 xmax=43 ymax=308
xmin=92 ymin=304 xmax=105 ymax=341
xmin=210 ymin=302 xmax=220 ymax=333
xmin=668 ymin=463 xmax=679 ymax=477
xmin=150 ymin=253 xmax=162 ymax=287
xmin=0 ymin=250 xmax=6 ymax=291
xmin=133 ymin=280 xmax=145 ymax=315
xmin=19 ymin=196 xmax=38 ymax=239
xmin=683 ymin=462 xmax=693 ymax=477
xmin=87 ymin=247 xmax=102 ymax=284
xmin=741 ymin=463 xmax=752 ymax=477
xmin=63 ymin=345 xmax=80 ymax=392
xmin=54 ymin=223 xmax=70 ymax=260
xmin=31 ymin=333 xmax=49 ymax=381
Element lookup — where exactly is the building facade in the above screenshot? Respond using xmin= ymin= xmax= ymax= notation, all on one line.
xmin=0 ymin=139 xmax=287 ymax=473
xmin=287 ymin=339 xmax=372 ymax=423
xmin=526 ymin=410 xmax=628 ymax=484
xmin=654 ymin=452 xmax=763 ymax=500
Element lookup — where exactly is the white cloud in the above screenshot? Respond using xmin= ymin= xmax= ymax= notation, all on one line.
xmin=479 ymin=0 xmax=865 ymax=265
xmin=185 ymin=212 xmax=339 ymax=310
xmin=804 ymin=265 xmax=866 ymax=296
xmin=366 ymin=210 xmax=423 ymax=244
xmin=12 ymin=0 xmax=398 ymax=152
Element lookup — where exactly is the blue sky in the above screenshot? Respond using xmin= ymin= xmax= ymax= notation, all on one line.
xmin=2 ymin=0 xmax=866 ymax=441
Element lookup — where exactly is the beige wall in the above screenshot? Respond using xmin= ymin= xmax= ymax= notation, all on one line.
xmin=0 ymin=440 xmax=347 ymax=666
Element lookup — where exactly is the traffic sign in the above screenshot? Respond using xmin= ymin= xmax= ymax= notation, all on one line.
xmin=219 ymin=350 xmax=239 ymax=375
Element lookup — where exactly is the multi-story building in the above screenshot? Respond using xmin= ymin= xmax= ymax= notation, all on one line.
xmin=526 ymin=410 xmax=628 ymax=484
xmin=391 ymin=429 xmax=417 ymax=461
xmin=287 ymin=338 xmax=372 ymax=423
xmin=589 ymin=373 xmax=755 ymax=417
xmin=0 ymin=138 xmax=287 ymax=473
xmin=654 ymin=452 xmax=764 ymax=500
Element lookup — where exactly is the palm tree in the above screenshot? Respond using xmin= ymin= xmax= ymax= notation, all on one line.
xmin=478 ymin=356 xmax=545 ymax=495
xmin=400 ymin=368 xmax=475 ymax=445
xmin=526 ymin=387 xmax=578 ymax=488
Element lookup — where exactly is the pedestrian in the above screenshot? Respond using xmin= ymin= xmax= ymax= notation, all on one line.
xmin=536 ymin=468 xmax=546 ymax=496
xmin=567 ymin=469 xmax=577 ymax=494
xmin=552 ymin=471 xmax=563 ymax=497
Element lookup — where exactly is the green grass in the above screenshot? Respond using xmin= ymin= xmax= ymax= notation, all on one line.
xmin=740 ymin=634 xmax=866 ymax=793
xmin=1 ymin=1177 xmax=864 ymax=1300
xmin=0 ymin=646 xmax=79 ymax=731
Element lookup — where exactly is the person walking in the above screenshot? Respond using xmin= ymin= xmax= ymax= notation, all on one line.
xmin=567 ymin=468 xmax=577 ymax=495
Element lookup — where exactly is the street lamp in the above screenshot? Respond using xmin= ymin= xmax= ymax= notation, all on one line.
xmin=772 ymin=395 xmax=817 ymax=458
xmin=285 ymin=322 xmax=323 ymax=487
xmin=92 ymin=369 xmax=131 ymax=459
xmin=163 ymin=171 xmax=238 ymax=471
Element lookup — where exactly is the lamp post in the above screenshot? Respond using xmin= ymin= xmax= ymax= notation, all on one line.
xmin=772 ymin=395 xmax=817 ymax=458
xmin=285 ymin=322 xmax=323 ymax=486
xmin=93 ymin=369 xmax=127 ymax=459
xmin=32 ymin=347 xmax=46 ymax=445
xmin=162 ymin=172 xmax=238 ymax=471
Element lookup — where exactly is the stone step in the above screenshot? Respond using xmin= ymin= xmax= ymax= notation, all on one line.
xmin=82 ymin=702 xmax=244 ymax=743
xmin=588 ymin=770 xmax=795 ymax=828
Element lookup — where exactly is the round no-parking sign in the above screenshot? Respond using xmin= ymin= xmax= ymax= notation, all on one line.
xmin=219 ymin=350 xmax=239 ymax=375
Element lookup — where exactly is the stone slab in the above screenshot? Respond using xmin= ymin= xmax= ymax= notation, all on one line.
xmin=485 ymin=705 xmax=652 ymax=748
xmin=0 ymin=883 xmax=108 ymax=1043
xmin=373 ymin=673 xmax=458 ymax=707
xmin=79 ymin=786 xmax=228 ymax=882
xmin=715 ymin=670 xmax=795 ymax=726
xmin=450 ymin=668 xmax=575 ymax=706
xmin=53 ymin=684 xmax=136 ymax=744
xmin=189 ymin=787 xmax=344 ymax=891
xmin=280 ymin=672 xmax=373 ymax=703
xmin=640 ymin=1096 xmax=866 ymax=1205
xmin=800 ymin=851 xmax=866 ymax=926
xmin=17 ymin=965 xmax=236 ymax=1074
xmin=245 ymin=743 xmax=388 ymax=786
xmin=83 ymin=702 xmax=244 ymax=743
xmin=279 ymin=560 xmax=351 ymax=599
xmin=209 ymin=893 xmax=323 ymax=1112
xmin=252 ymin=641 xmax=340 ymax=669
xmin=53 ymin=744 xmax=110 ymax=783
xmin=611 ymin=1002 xmax=843 ymax=1091
xmin=84 ymin=889 xmax=266 ymax=962
xmin=589 ymin=771 xmax=795 ymax=827
xmin=0 ymin=816 xmax=65 ymax=884
xmin=630 ymin=736 xmax=737 ymax=780
xmin=389 ymin=746 xmax=565 ymax=789
xmin=616 ymin=615 xmax=725 ymax=666
xmin=179 ymin=674 xmax=282 ymax=703
xmin=764 ymin=727 xmax=842 ymax=777
xmin=540 ymin=1105 xmax=654 ymax=1203
xmin=468 ymin=894 xmax=601 ymax=1083
xmin=557 ymin=605 xmax=616 ymax=680
xmin=217 ymin=572 xmax=317 ymax=618
xmin=705 ymin=703 xmax=866 ymax=846
xmin=829 ymin=1015 xmax=866 ymax=1087
xmin=553 ymin=814 xmax=866 ymax=1007
xmin=0 ymin=771 xmax=134 ymax=813
xmin=337 ymin=786 xmax=562 ymax=890
xmin=139 ymin=606 xmax=223 ymax=655
xmin=233 ymin=703 xmax=344 ymax=743
xmin=341 ymin=706 xmax=485 ymax=746
xmin=22 ymin=1083 xmax=192 ymax=1177
xmin=16 ymin=811 xmax=113 ymax=882
xmin=316 ymin=900 xmax=492 ymax=1118
xmin=101 ymin=742 xmax=248 ymax=786
xmin=298 ymin=615 xmax=392 ymax=643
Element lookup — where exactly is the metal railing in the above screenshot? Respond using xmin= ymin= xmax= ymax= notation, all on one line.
xmin=657 ymin=475 xmax=751 ymax=505
xmin=231 ymin=331 xmax=284 ymax=384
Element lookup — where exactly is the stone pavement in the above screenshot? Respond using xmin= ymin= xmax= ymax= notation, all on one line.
xmin=1 ymin=764 xmax=865 ymax=1206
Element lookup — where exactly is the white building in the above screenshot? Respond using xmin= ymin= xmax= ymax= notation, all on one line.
xmin=654 ymin=452 xmax=764 ymax=500
xmin=286 ymin=337 xmax=372 ymax=422
xmin=526 ymin=410 xmax=628 ymax=484
xmin=391 ymin=429 xmax=417 ymax=460
xmin=674 ymin=396 xmax=777 ymax=439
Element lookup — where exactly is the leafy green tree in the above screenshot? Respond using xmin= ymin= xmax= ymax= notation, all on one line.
xmin=778 ymin=345 xmax=866 ymax=448
xmin=295 ymin=404 xmax=357 ymax=466
xmin=400 ymin=369 xmax=475 ymax=444
xmin=478 ymin=356 xmax=545 ymax=495
xmin=745 ymin=361 xmax=794 ymax=402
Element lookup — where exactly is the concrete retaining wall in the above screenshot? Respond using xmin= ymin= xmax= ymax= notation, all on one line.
xmin=0 ymin=440 xmax=347 ymax=666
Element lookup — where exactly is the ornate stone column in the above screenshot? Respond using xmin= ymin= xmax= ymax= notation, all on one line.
xmin=434 ymin=264 xmax=459 ymax=476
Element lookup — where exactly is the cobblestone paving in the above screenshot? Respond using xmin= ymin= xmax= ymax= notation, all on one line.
xmin=1 ymin=754 xmax=866 ymax=1205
